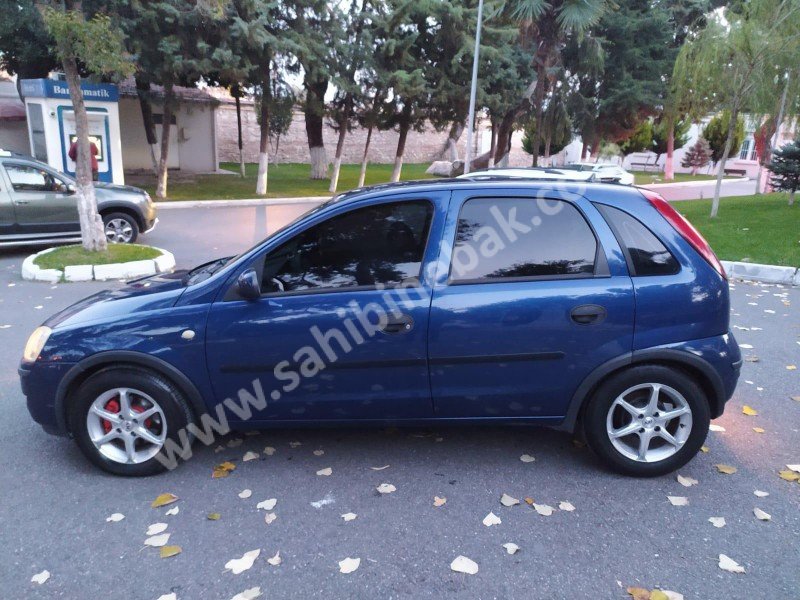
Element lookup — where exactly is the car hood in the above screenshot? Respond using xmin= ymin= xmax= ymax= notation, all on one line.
xmin=94 ymin=182 xmax=147 ymax=196
xmin=44 ymin=271 xmax=189 ymax=330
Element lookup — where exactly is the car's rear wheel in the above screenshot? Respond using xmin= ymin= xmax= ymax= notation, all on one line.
xmin=102 ymin=212 xmax=139 ymax=244
xmin=69 ymin=367 xmax=193 ymax=476
xmin=583 ymin=365 xmax=710 ymax=477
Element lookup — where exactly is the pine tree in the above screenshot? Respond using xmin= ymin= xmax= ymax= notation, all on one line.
xmin=681 ymin=137 xmax=712 ymax=175
xmin=768 ymin=139 xmax=800 ymax=205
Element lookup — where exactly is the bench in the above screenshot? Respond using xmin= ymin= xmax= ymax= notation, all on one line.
xmin=723 ymin=168 xmax=747 ymax=177
xmin=631 ymin=157 xmax=659 ymax=172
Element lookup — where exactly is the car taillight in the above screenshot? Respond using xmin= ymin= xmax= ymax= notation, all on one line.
xmin=640 ymin=189 xmax=727 ymax=280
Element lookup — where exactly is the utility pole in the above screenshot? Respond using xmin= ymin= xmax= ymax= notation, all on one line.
xmin=463 ymin=0 xmax=484 ymax=175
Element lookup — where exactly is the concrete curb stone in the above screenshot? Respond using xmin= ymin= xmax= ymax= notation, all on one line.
xmin=21 ymin=246 xmax=176 ymax=283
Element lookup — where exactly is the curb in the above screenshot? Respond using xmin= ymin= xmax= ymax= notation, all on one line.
xmin=721 ymin=260 xmax=800 ymax=286
xmin=642 ymin=177 xmax=749 ymax=189
xmin=22 ymin=246 xmax=176 ymax=283
xmin=154 ymin=196 xmax=330 ymax=209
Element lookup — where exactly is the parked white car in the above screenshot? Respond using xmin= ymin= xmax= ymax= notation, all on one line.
xmin=458 ymin=167 xmax=598 ymax=182
xmin=562 ymin=163 xmax=635 ymax=185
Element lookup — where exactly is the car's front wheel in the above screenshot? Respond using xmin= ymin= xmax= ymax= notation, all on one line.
xmin=69 ymin=367 xmax=193 ymax=476
xmin=102 ymin=212 xmax=139 ymax=244
xmin=583 ymin=365 xmax=710 ymax=477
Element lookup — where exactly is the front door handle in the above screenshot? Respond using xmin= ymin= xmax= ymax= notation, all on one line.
xmin=14 ymin=199 xmax=30 ymax=205
xmin=379 ymin=314 xmax=414 ymax=334
xmin=570 ymin=304 xmax=607 ymax=325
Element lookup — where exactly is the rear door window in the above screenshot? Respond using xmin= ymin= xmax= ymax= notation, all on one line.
xmin=450 ymin=197 xmax=598 ymax=282
xmin=597 ymin=204 xmax=679 ymax=276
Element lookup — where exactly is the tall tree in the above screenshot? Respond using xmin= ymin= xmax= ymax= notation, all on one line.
xmin=36 ymin=1 xmax=133 ymax=252
xmin=0 ymin=1 xmax=58 ymax=98
xmin=702 ymin=111 xmax=745 ymax=165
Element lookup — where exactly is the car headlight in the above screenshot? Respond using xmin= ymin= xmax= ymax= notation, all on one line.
xmin=23 ymin=326 xmax=51 ymax=363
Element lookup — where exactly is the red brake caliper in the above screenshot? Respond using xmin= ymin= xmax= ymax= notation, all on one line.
xmin=101 ymin=398 xmax=153 ymax=433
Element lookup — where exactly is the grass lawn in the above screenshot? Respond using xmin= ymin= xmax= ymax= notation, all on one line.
xmin=34 ymin=244 xmax=162 ymax=271
xmin=140 ymin=162 xmax=433 ymax=201
xmin=632 ymin=170 xmax=727 ymax=185
xmin=674 ymin=193 xmax=800 ymax=267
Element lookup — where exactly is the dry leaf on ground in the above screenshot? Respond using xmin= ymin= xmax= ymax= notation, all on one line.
xmin=230 ymin=587 xmax=261 ymax=600
xmin=313 ymin=450 xmax=325 ymax=456
xmin=519 ymin=454 xmax=535 ymax=463
xmin=500 ymin=493 xmax=520 ymax=507
xmin=338 ymin=557 xmax=360 ymax=574
xmin=31 ymin=570 xmax=50 ymax=585
xmin=267 ymin=551 xmax=282 ymax=566
xmin=718 ymin=554 xmax=745 ymax=574
xmin=709 ymin=424 xmax=726 ymax=432
xmin=502 ymin=543 xmax=520 ymax=555
xmin=242 ymin=451 xmax=259 ymax=462
xmin=753 ymin=508 xmax=771 ymax=521
xmin=341 ymin=512 xmax=357 ymax=521
xmin=151 ymin=493 xmax=179 ymax=508
xmin=165 ymin=506 xmax=179 ymax=516
xmin=317 ymin=467 xmax=332 ymax=476
xmin=778 ymin=470 xmax=800 ymax=482
xmin=483 ymin=512 xmax=502 ymax=526
xmin=106 ymin=513 xmax=125 ymax=522
xmin=207 ymin=513 xmax=221 ymax=520
xmin=754 ymin=490 xmax=769 ymax=497
xmin=160 ymin=546 xmax=182 ymax=559
xmin=145 ymin=533 xmax=171 ymax=547
xmin=146 ymin=523 xmax=168 ymax=536
xmin=708 ymin=517 xmax=726 ymax=528
xmin=376 ymin=483 xmax=396 ymax=494
xmin=238 ymin=489 xmax=252 ymax=499
xmin=450 ymin=555 xmax=478 ymax=575
xmin=257 ymin=499 xmax=277 ymax=511
xmin=742 ymin=405 xmax=758 ymax=416
xmin=533 ymin=503 xmax=554 ymax=516
xmin=264 ymin=446 xmax=276 ymax=456
xmin=677 ymin=475 xmax=698 ymax=487
xmin=668 ymin=496 xmax=688 ymax=506
xmin=433 ymin=496 xmax=447 ymax=507
xmin=264 ymin=513 xmax=277 ymax=525
xmin=225 ymin=550 xmax=261 ymax=574
xmin=558 ymin=501 xmax=576 ymax=512
xmin=715 ymin=464 xmax=737 ymax=475
xmin=370 ymin=465 xmax=390 ymax=471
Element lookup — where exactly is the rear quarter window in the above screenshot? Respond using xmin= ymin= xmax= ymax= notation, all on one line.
xmin=597 ymin=204 xmax=679 ymax=276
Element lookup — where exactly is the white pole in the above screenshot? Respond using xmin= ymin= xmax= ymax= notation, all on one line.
xmin=463 ymin=0 xmax=484 ymax=175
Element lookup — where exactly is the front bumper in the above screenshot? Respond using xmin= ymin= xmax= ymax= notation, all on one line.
xmin=19 ymin=361 xmax=75 ymax=437
xmin=143 ymin=217 xmax=159 ymax=234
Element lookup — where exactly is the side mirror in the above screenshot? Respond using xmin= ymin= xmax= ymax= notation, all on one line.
xmin=236 ymin=268 xmax=261 ymax=300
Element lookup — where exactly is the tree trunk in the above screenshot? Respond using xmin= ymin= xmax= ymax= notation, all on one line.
xmin=155 ymin=81 xmax=174 ymax=200
xmin=444 ymin=121 xmax=464 ymax=161
xmin=304 ymin=76 xmax=328 ymax=179
xmin=62 ymin=54 xmax=107 ymax=251
xmin=580 ymin=140 xmax=588 ymax=161
xmin=488 ymin=121 xmax=497 ymax=168
xmin=357 ymin=125 xmax=373 ymax=188
xmin=256 ymin=70 xmax=271 ymax=196
xmin=233 ymin=84 xmax=245 ymax=178
xmin=789 ymin=189 xmax=795 ymax=206
xmin=665 ymin=119 xmax=675 ymax=181
xmin=710 ymin=103 xmax=740 ymax=218
xmin=493 ymin=107 xmax=521 ymax=167
xmin=329 ymin=116 xmax=348 ymax=193
xmin=135 ymin=76 xmax=159 ymax=174
xmin=391 ymin=118 xmax=410 ymax=182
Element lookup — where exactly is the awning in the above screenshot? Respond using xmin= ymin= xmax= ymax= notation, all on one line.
xmin=0 ymin=97 xmax=26 ymax=121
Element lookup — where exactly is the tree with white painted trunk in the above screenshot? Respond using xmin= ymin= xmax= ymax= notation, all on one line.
xmin=37 ymin=1 xmax=133 ymax=252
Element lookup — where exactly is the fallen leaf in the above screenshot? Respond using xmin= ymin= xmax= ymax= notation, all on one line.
xmin=708 ymin=517 xmax=726 ymax=528
xmin=227 ymin=438 xmax=243 ymax=448
xmin=787 ymin=365 xmax=797 ymax=370
xmin=650 ymin=591 xmax=671 ymax=600
xmin=533 ymin=503 xmax=554 ymax=516
xmin=450 ymin=555 xmax=478 ymax=575
xmin=787 ymin=464 xmax=800 ymax=472
xmin=165 ymin=507 xmax=179 ymax=516
xmin=238 ymin=489 xmax=252 ymax=499
xmin=778 ymin=470 xmax=800 ymax=482
xmin=338 ymin=557 xmax=360 ymax=574
xmin=264 ymin=513 xmax=277 ymax=525
xmin=742 ymin=405 xmax=758 ymax=416
xmin=667 ymin=496 xmax=688 ymax=506
xmin=313 ymin=449 xmax=325 ymax=456
xmin=500 ymin=493 xmax=520 ymax=507
xmin=502 ymin=542 xmax=520 ymax=555
xmin=267 ymin=551 xmax=282 ymax=566
xmin=157 ymin=594 xmax=176 ymax=600
xmin=739 ymin=344 xmax=754 ymax=349
xmin=370 ymin=465 xmax=390 ymax=471
xmin=151 ymin=493 xmax=179 ymax=508
xmin=310 ymin=494 xmax=335 ymax=508
xmin=31 ymin=570 xmax=50 ymax=585
xmin=753 ymin=508 xmax=771 ymax=521
xmin=700 ymin=445 xmax=710 ymax=453
xmin=257 ymin=498 xmax=277 ymax=511
xmin=709 ymin=424 xmax=726 ymax=432
xmin=558 ymin=501 xmax=576 ymax=512
xmin=519 ymin=454 xmax=535 ymax=463
xmin=146 ymin=523 xmax=168 ymax=536
xmin=213 ymin=462 xmax=237 ymax=478
xmin=433 ymin=496 xmax=447 ymax=507
xmin=317 ymin=467 xmax=332 ymax=476
xmin=145 ymin=533 xmax=171 ymax=547
xmin=230 ymin=587 xmax=261 ymax=600
xmin=376 ymin=483 xmax=396 ymax=494
xmin=242 ymin=451 xmax=259 ymax=462
xmin=483 ymin=511 xmax=502 ymax=526
xmin=106 ymin=513 xmax=125 ymax=523
xmin=341 ymin=512 xmax=357 ymax=521
xmin=791 ymin=396 xmax=800 ymax=402
xmin=715 ymin=464 xmax=737 ymax=475
xmin=264 ymin=446 xmax=276 ymax=456
xmin=289 ymin=441 xmax=302 ymax=448
xmin=752 ymin=427 xmax=765 ymax=433
xmin=626 ymin=588 xmax=649 ymax=600
xmin=524 ymin=497 xmax=535 ymax=506
xmin=160 ymin=546 xmax=182 ymax=559
xmin=754 ymin=490 xmax=769 ymax=497
xmin=676 ymin=474 xmax=698 ymax=487
xmin=207 ymin=513 xmax=221 ymax=521
xmin=225 ymin=550 xmax=261 ymax=574
xmin=718 ymin=554 xmax=745 ymax=574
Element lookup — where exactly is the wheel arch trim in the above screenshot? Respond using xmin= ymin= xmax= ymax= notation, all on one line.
xmin=54 ymin=351 xmax=208 ymax=434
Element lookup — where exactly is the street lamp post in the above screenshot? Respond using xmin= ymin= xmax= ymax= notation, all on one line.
xmin=463 ymin=0 xmax=484 ymax=175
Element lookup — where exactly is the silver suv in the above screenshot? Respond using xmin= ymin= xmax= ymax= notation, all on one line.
xmin=0 ymin=151 xmax=157 ymax=247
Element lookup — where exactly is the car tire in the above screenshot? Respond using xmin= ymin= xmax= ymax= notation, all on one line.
xmin=583 ymin=365 xmax=710 ymax=477
xmin=102 ymin=212 xmax=140 ymax=244
xmin=68 ymin=367 xmax=194 ymax=476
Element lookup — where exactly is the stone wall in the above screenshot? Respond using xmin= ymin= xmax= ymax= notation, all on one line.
xmin=216 ymin=101 xmax=532 ymax=166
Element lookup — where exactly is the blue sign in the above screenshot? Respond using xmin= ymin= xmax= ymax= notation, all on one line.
xmin=20 ymin=79 xmax=119 ymax=102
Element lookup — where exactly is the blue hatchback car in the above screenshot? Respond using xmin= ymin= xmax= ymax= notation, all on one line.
xmin=19 ymin=179 xmax=741 ymax=477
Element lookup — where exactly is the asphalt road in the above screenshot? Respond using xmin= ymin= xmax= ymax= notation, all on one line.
xmin=0 ymin=202 xmax=798 ymax=599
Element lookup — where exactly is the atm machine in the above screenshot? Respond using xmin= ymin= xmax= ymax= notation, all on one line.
xmin=19 ymin=78 xmax=124 ymax=185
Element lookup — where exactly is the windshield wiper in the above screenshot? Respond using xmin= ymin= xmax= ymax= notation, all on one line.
xmin=183 ymin=256 xmax=234 ymax=285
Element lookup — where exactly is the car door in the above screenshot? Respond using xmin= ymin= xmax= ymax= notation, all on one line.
xmin=2 ymin=162 xmax=79 ymax=234
xmin=204 ymin=192 xmax=449 ymax=424
xmin=428 ymin=189 xmax=634 ymax=421
xmin=0 ymin=164 xmax=17 ymax=237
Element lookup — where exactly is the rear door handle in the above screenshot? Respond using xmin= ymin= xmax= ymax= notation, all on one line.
xmin=379 ymin=314 xmax=414 ymax=334
xmin=570 ymin=304 xmax=607 ymax=325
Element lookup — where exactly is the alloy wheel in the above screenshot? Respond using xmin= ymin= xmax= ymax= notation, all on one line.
xmin=105 ymin=218 xmax=134 ymax=243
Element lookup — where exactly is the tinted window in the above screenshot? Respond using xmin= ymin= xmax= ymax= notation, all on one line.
xmin=451 ymin=197 xmax=597 ymax=281
xmin=261 ymin=200 xmax=432 ymax=293
xmin=4 ymin=164 xmax=62 ymax=192
xmin=598 ymin=204 xmax=679 ymax=276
